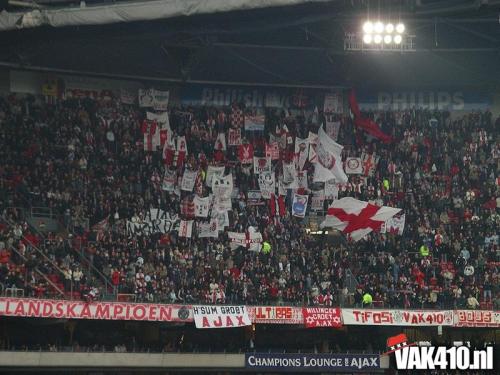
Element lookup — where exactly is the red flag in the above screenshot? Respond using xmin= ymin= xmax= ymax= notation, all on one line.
xmin=269 ymin=193 xmax=285 ymax=217
xmin=349 ymin=90 xmax=393 ymax=144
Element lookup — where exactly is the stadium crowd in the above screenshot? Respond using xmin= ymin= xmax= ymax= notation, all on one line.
xmin=0 ymin=92 xmax=498 ymax=310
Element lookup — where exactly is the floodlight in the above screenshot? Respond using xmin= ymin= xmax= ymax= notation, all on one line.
xmin=363 ymin=34 xmax=373 ymax=44
xmin=374 ymin=21 xmax=384 ymax=33
xmin=384 ymin=35 xmax=392 ymax=44
xmin=396 ymin=23 xmax=405 ymax=33
xmin=374 ymin=34 xmax=382 ymax=44
xmin=363 ymin=21 xmax=373 ymax=34
xmin=385 ymin=23 xmax=394 ymax=33
xmin=394 ymin=34 xmax=402 ymax=44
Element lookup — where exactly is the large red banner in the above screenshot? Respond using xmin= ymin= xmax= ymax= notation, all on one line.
xmin=0 ymin=298 xmax=192 ymax=322
xmin=303 ymin=307 xmax=342 ymax=328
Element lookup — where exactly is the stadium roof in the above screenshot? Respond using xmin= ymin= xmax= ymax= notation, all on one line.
xmin=1 ymin=0 xmax=500 ymax=89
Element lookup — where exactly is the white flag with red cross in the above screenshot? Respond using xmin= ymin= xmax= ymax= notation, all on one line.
xmin=321 ymin=197 xmax=401 ymax=241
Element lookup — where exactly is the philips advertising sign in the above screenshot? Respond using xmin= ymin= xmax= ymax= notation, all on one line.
xmin=245 ymin=353 xmax=381 ymax=372
xmin=357 ymin=90 xmax=492 ymax=111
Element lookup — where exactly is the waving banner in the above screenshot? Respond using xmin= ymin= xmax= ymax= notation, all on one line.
xmin=228 ymin=231 xmax=263 ymax=251
xmin=295 ymin=137 xmax=309 ymax=170
xmin=313 ymin=127 xmax=348 ymax=183
xmin=193 ymin=305 xmax=251 ymax=329
xmin=212 ymin=174 xmax=233 ymax=199
xmin=178 ymin=220 xmax=194 ymax=238
xmin=162 ymin=169 xmax=177 ymax=191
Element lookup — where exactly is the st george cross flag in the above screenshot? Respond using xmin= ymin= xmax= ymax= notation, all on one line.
xmin=214 ymin=133 xmax=227 ymax=151
xmin=380 ymin=214 xmax=406 ymax=235
xmin=295 ymin=137 xmax=309 ymax=170
xmin=313 ymin=127 xmax=348 ymax=183
xmin=320 ymin=197 xmax=401 ymax=241
xmin=292 ymin=193 xmax=309 ymax=218
xmin=228 ymin=230 xmax=263 ymax=251
xmin=345 ymin=157 xmax=363 ymax=174
xmin=178 ymin=220 xmax=194 ymax=238
xmin=194 ymin=195 xmax=211 ymax=217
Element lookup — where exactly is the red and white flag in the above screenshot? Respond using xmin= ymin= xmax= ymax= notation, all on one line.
xmin=321 ymin=197 xmax=401 ymax=241
xmin=380 ymin=214 xmax=406 ymax=235
xmin=178 ymin=220 xmax=194 ymax=238
xmin=303 ymin=307 xmax=342 ymax=328
xmin=228 ymin=230 xmax=263 ymax=251
xmin=269 ymin=193 xmax=286 ymax=217
xmin=142 ymin=120 xmax=159 ymax=152
xmin=238 ymin=144 xmax=254 ymax=164
xmin=176 ymin=136 xmax=188 ymax=167
xmin=313 ymin=126 xmax=348 ymax=183
xmin=228 ymin=128 xmax=242 ymax=146
xmin=214 ymin=133 xmax=227 ymax=151
xmin=361 ymin=152 xmax=379 ymax=177
xmin=265 ymin=142 xmax=280 ymax=160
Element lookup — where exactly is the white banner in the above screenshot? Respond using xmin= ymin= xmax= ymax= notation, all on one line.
xmin=325 ymin=117 xmax=341 ymax=141
xmin=197 ymin=219 xmax=219 ymax=238
xmin=341 ymin=309 xmax=454 ymax=326
xmin=214 ymin=133 xmax=227 ymax=151
xmin=181 ymin=170 xmax=197 ymax=192
xmin=206 ymin=166 xmax=225 ymax=187
xmin=324 ymin=91 xmax=343 ymax=114
xmin=258 ymin=172 xmax=276 ymax=199
xmin=295 ymin=137 xmax=309 ymax=170
xmin=380 ymin=214 xmax=406 ymax=235
xmin=324 ymin=179 xmax=339 ymax=200
xmin=253 ymin=157 xmax=271 ymax=174
xmin=296 ymin=170 xmax=308 ymax=190
xmin=281 ymin=163 xmax=297 ymax=189
xmin=0 ymin=298 xmax=192 ymax=322
xmin=212 ymin=174 xmax=233 ymax=199
xmin=194 ymin=195 xmax=211 ymax=217
xmin=138 ymin=89 xmax=169 ymax=110
xmin=178 ymin=220 xmax=194 ymax=238
xmin=228 ymin=231 xmax=262 ymax=251
xmin=162 ymin=169 xmax=177 ymax=191
xmin=345 ymin=157 xmax=362 ymax=174
xmin=193 ymin=305 xmax=251 ymax=329
xmin=292 ymin=193 xmax=308 ymax=218
xmin=311 ymin=192 xmax=325 ymax=211
xmin=313 ymin=127 xmax=348 ymax=183
xmin=211 ymin=209 xmax=229 ymax=230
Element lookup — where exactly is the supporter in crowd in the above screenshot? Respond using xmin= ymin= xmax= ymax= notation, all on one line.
xmin=0 ymin=93 xmax=498 ymax=309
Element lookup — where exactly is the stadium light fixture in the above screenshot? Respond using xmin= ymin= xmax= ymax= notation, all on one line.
xmin=374 ymin=21 xmax=384 ymax=34
xmin=360 ymin=19 xmax=407 ymax=48
xmin=363 ymin=21 xmax=373 ymax=34
xmin=363 ymin=34 xmax=373 ymax=44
